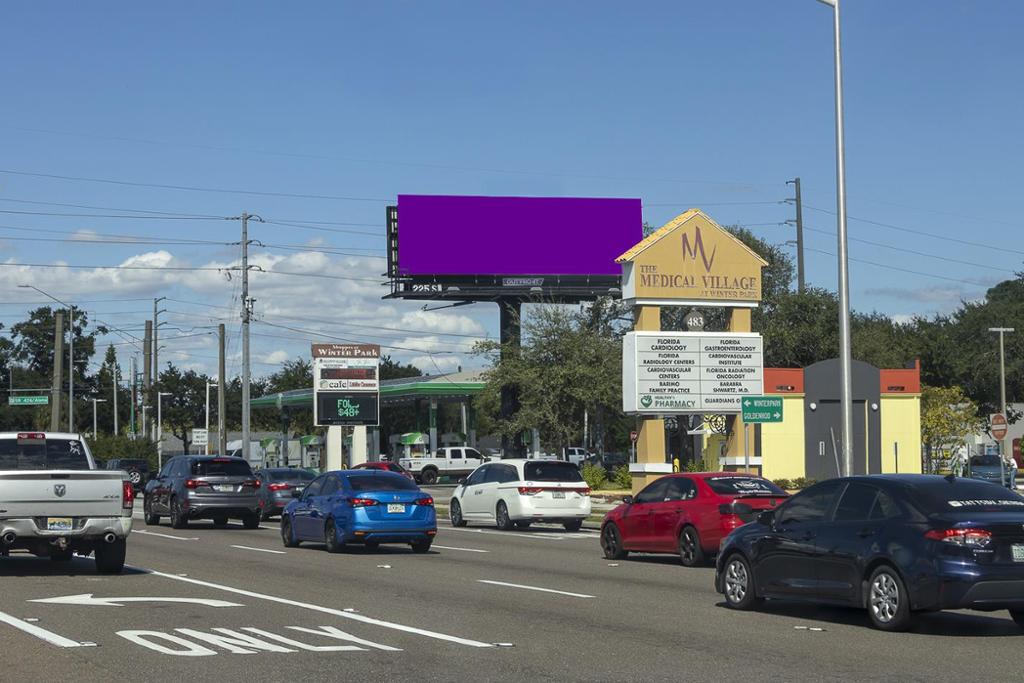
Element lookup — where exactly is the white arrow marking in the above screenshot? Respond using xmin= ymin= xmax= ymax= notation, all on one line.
xmin=29 ymin=594 xmax=243 ymax=608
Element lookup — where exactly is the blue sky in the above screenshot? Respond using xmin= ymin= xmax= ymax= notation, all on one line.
xmin=0 ymin=1 xmax=1021 ymax=377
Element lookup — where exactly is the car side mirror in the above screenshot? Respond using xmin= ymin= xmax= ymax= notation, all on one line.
xmin=622 ymin=495 xmax=634 ymax=505
xmin=757 ymin=509 xmax=775 ymax=527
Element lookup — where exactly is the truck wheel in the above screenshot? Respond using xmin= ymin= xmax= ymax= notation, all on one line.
xmin=95 ymin=539 xmax=126 ymax=574
xmin=563 ymin=520 xmax=583 ymax=532
xmin=420 ymin=468 xmax=438 ymax=485
xmin=170 ymin=497 xmax=188 ymax=529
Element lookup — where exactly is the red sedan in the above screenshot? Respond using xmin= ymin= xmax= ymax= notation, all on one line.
xmin=351 ymin=461 xmax=415 ymax=480
xmin=600 ymin=472 xmax=788 ymax=567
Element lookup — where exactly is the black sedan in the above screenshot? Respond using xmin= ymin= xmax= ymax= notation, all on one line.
xmin=715 ymin=474 xmax=1024 ymax=631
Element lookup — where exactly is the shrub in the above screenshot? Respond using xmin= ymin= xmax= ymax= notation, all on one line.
xmin=684 ymin=458 xmax=711 ymax=473
xmin=612 ymin=464 xmax=632 ymax=490
xmin=581 ymin=463 xmax=608 ymax=491
xmin=772 ymin=478 xmax=793 ymax=491
xmin=792 ymin=477 xmax=817 ymax=490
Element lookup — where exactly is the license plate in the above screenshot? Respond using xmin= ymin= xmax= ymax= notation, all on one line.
xmin=47 ymin=517 xmax=73 ymax=531
xmin=552 ymin=491 xmax=566 ymax=499
xmin=1013 ymin=544 xmax=1024 ymax=563
xmin=214 ymin=484 xmax=235 ymax=493
xmin=386 ymin=504 xmax=406 ymax=514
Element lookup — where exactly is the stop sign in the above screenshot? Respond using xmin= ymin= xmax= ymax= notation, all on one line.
xmin=991 ymin=413 xmax=1009 ymax=440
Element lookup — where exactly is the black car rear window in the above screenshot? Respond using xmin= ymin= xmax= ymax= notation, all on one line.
xmin=969 ymin=455 xmax=1001 ymax=467
xmin=347 ymin=473 xmax=418 ymax=492
xmin=915 ymin=479 xmax=1024 ymax=513
xmin=524 ymin=462 xmax=584 ymax=482
xmin=705 ymin=476 xmax=786 ymax=496
xmin=192 ymin=459 xmax=253 ymax=477
xmin=0 ymin=437 xmax=90 ymax=470
xmin=268 ymin=469 xmax=315 ymax=482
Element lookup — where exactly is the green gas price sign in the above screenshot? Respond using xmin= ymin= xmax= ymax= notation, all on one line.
xmin=315 ymin=391 xmax=379 ymax=427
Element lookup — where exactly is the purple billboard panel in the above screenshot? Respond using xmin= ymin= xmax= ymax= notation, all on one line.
xmin=396 ymin=195 xmax=642 ymax=276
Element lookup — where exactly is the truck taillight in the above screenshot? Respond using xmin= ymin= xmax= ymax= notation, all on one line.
xmin=17 ymin=432 xmax=45 ymax=440
xmin=122 ymin=480 xmax=134 ymax=510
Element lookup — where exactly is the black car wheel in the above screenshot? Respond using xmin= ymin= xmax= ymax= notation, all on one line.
xmin=450 ymin=499 xmax=467 ymax=527
xmin=143 ymin=497 xmax=160 ymax=526
xmin=1010 ymin=610 xmax=1024 ymax=629
xmin=495 ymin=501 xmax=513 ymax=531
xmin=242 ymin=513 xmax=260 ymax=530
xmin=600 ymin=523 xmax=628 ymax=560
xmin=324 ymin=519 xmax=344 ymax=553
xmin=170 ymin=497 xmax=188 ymax=529
xmin=563 ymin=520 xmax=583 ymax=532
xmin=722 ymin=554 xmax=760 ymax=610
xmin=679 ymin=527 xmax=706 ymax=567
xmin=867 ymin=565 xmax=912 ymax=632
xmin=411 ymin=540 xmax=432 ymax=553
xmin=281 ymin=517 xmax=299 ymax=548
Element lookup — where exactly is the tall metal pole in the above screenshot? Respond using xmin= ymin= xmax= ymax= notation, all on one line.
xmin=205 ymin=381 xmax=212 ymax=456
xmin=819 ymin=0 xmax=854 ymax=477
xmin=218 ymin=323 xmax=227 ymax=456
xmin=129 ymin=356 xmax=136 ymax=439
xmin=68 ymin=305 xmax=75 ymax=432
xmin=786 ymin=177 xmax=806 ymax=293
xmin=157 ymin=394 xmax=163 ymax=469
xmin=990 ymin=327 xmax=1015 ymax=486
xmin=143 ymin=320 xmax=152 ymax=438
xmin=112 ymin=364 xmax=119 ymax=436
xmin=241 ymin=212 xmax=251 ymax=461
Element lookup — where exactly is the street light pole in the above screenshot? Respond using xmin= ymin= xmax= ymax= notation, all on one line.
xmin=157 ymin=392 xmax=172 ymax=469
xmin=91 ymin=398 xmax=107 ymax=438
xmin=816 ymin=0 xmax=854 ymax=477
xmin=112 ymin=365 xmax=119 ymax=436
xmin=205 ymin=381 xmax=216 ymax=456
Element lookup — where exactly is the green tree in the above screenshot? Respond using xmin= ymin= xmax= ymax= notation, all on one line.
xmin=920 ymin=385 xmax=983 ymax=474
xmin=156 ymin=363 xmax=211 ymax=454
xmin=758 ymin=287 xmax=840 ymax=367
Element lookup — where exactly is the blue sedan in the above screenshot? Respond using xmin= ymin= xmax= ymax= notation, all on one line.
xmin=715 ymin=474 xmax=1024 ymax=631
xmin=280 ymin=470 xmax=437 ymax=553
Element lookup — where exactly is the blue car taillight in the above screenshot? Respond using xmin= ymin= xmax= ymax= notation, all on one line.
xmin=349 ymin=498 xmax=379 ymax=508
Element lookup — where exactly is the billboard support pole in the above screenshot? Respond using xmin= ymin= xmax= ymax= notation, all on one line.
xmin=499 ymin=299 xmax=523 ymax=458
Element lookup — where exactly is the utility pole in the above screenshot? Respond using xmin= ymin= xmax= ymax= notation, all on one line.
xmin=143 ymin=320 xmax=152 ymax=439
xmin=112 ymin=364 xmax=119 ymax=436
xmin=67 ymin=305 xmax=75 ymax=432
xmin=786 ymin=177 xmax=806 ymax=293
xmin=218 ymin=323 xmax=227 ymax=456
xmin=129 ymin=356 xmax=136 ymax=439
xmin=51 ymin=310 xmax=65 ymax=432
xmin=91 ymin=398 xmax=106 ymax=438
xmin=152 ymin=297 xmax=167 ymax=432
xmin=241 ymin=212 xmax=251 ymax=461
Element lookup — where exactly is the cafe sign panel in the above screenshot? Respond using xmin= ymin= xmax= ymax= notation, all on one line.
xmin=616 ymin=209 xmax=767 ymax=306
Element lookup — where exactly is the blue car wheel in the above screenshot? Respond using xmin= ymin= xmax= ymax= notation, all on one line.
xmin=281 ymin=516 xmax=299 ymax=548
xmin=324 ymin=519 xmax=345 ymax=554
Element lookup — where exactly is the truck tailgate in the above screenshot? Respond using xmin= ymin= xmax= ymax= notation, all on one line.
xmin=0 ymin=470 xmax=126 ymax=518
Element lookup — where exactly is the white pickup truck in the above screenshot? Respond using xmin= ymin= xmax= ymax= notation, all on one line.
xmin=0 ymin=432 xmax=133 ymax=573
xmin=399 ymin=447 xmax=488 ymax=485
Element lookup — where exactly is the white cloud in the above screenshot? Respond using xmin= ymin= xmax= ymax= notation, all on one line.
xmin=263 ymin=350 xmax=290 ymax=365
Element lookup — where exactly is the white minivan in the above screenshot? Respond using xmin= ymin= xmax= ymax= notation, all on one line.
xmin=448 ymin=459 xmax=591 ymax=532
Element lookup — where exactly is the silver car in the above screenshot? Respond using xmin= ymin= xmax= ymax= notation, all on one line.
xmin=254 ymin=468 xmax=316 ymax=520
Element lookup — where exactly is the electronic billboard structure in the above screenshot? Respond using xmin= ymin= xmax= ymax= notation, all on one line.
xmin=384 ymin=194 xmax=642 ymax=456
xmin=386 ymin=195 xmax=642 ymax=303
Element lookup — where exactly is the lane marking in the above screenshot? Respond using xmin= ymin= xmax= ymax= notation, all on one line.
xmin=30 ymin=594 xmax=242 ymax=608
xmin=134 ymin=529 xmax=199 ymax=541
xmin=432 ymin=545 xmax=489 ymax=553
xmin=142 ymin=568 xmax=496 ymax=648
xmin=476 ymin=580 xmax=594 ymax=599
xmin=442 ymin=527 xmax=566 ymax=541
xmin=230 ymin=545 xmax=287 ymax=555
xmin=0 ymin=609 xmax=92 ymax=648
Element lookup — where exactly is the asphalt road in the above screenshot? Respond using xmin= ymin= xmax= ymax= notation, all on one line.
xmin=1 ymin=504 xmax=1022 ymax=682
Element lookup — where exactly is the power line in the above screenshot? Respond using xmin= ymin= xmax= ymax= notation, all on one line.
xmin=802 ymin=203 xmax=1024 ymax=257
xmin=803 ymin=245 xmax=995 ymax=287
xmin=0 ymin=196 xmax=227 ymax=218
xmin=259 ymin=219 xmax=379 ymax=237
xmin=0 ymin=168 xmax=392 ymax=202
xmin=0 ymin=209 xmax=225 ymax=220
xmin=0 ymin=261 xmax=385 ymax=283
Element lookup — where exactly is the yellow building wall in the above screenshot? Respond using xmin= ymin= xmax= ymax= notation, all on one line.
xmin=760 ymin=395 xmax=806 ymax=480
xmin=879 ymin=394 xmax=922 ymax=473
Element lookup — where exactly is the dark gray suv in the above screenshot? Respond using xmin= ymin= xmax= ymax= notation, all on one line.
xmin=143 ymin=456 xmax=262 ymax=529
